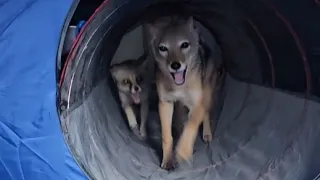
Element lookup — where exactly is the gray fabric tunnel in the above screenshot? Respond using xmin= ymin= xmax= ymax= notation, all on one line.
xmin=57 ymin=0 xmax=320 ymax=179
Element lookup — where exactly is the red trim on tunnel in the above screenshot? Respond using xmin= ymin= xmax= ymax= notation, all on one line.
xmin=248 ymin=20 xmax=275 ymax=88
xmin=261 ymin=0 xmax=312 ymax=97
xmin=59 ymin=0 xmax=109 ymax=87
xmin=59 ymin=0 xmax=312 ymax=97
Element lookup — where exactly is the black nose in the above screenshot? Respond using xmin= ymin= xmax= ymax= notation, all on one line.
xmin=134 ymin=86 xmax=139 ymax=91
xmin=170 ymin=62 xmax=181 ymax=70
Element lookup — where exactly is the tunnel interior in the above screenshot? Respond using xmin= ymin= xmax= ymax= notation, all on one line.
xmin=57 ymin=0 xmax=320 ymax=179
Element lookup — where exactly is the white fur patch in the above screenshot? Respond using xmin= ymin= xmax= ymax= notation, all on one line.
xmin=158 ymin=43 xmax=169 ymax=57
xmin=161 ymin=89 xmax=201 ymax=110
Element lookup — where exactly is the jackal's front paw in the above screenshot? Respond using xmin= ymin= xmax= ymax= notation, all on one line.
xmin=202 ymin=127 xmax=212 ymax=144
xmin=161 ymin=155 xmax=177 ymax=171
xmin=175 ymin=136 xmax=193 ymax=164
xmin=202 ymin=118 xmax=213 ymax=144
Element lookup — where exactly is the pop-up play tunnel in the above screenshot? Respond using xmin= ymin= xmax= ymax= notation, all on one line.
xmin=57 ymin=0 xmax=320 ymax=180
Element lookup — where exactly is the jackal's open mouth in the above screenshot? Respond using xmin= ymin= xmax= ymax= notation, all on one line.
xmin=131 ymin=92 xmax=140 ymax=104
xmin=170 ymin=69 xmax=187 ymax=85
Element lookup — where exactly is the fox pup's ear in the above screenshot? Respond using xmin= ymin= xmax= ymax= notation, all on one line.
xmin=141 ymin=58 xmax=149 ymax=71
xmin=109 ymin=65 xmax=118 ymax=79
xmin=186 ymin=16 xmax=194 ymax=30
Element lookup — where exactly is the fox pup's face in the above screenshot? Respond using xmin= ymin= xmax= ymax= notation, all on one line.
xmin=110 ymin=65 xmax=144 ymax=104
xmin=147 ymin=16 xmax=199 ymax=86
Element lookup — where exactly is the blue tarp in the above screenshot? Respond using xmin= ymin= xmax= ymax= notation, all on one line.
xmin=0 ymin=0 xmax=87 ymax=179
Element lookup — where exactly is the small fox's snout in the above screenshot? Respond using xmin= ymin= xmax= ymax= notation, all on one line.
xmin=131 ymin=85 xmax=141 ymax=94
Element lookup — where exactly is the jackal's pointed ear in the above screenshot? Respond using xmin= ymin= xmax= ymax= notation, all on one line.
xmin=186 ymin=16 xmax=194 ymax=30
xmin=144 ymin=23 xmax=158 ymax=43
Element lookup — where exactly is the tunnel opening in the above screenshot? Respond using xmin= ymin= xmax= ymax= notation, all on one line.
xmin=57 ymin=0 xmax=320 ymax=179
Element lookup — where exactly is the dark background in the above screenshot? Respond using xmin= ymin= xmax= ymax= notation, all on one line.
xmin=68 ymin=0 xmax=320 ymax=98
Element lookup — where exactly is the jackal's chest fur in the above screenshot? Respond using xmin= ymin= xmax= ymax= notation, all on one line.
xmin=162 ymin=87 xmax=201 ymax=110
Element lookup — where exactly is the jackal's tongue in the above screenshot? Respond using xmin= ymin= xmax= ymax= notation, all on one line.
xmin=131 ymin=93 xmax=140 ymax=104
xmin=173 ymin=72 xmax=185 ymax=85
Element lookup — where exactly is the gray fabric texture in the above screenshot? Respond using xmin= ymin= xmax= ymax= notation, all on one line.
xmin=60 ymin=22 xmax=320 ymax=180
xmin=61 ymin=75 xmax=320 ymax=180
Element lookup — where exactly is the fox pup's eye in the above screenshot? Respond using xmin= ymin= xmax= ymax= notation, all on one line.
xmin=180 ymin=42 xmax=190 ymax=49
xmin=122 ymin=79 xmax=130 ymax=84
xmin=158 ymin=45 xmax=168 ymax=52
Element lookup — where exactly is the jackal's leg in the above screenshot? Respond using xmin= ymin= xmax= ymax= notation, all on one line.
xmin=159 ymin=100 xmax=175 ymax=170
xmin=202 ymin=72 xmax=218 ymax=143
xmin=202 ymin=112 xmax=212 ymax=143
xmin=175 ymin=101 xmax=205 ymax=163
xmin=140 ymin=100 xmax=149 ymax=139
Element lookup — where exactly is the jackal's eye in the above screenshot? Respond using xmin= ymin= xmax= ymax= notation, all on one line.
xmin=180 ymin=42 xmax=190 ymax=49
xmin=122 ymin=79 xmax=130 ymax=85
xmin=158 ymin=45 xmax=168 ymax=52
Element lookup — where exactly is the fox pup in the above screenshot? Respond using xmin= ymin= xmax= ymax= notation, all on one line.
xmin=110 ymin=54 xmax=152 ymax=140
xmin=146 ymin=16 xmax=218 ymax=170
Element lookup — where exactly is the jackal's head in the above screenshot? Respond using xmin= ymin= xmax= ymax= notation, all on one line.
xmin=110 ymin=59 xmax=147 ymax=104
xmin=146 ymin=16 xmax=199 ymax=86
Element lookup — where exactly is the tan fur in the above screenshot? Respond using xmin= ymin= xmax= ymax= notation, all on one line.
xmin=146 ymin=16 xmax=218 ymax=169
xmin=157 ymin=60 xmax=217 ymax=166
xmin=124 ymin=106 xmax=138 ymax=128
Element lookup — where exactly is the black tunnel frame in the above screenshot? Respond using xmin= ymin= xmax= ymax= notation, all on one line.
xmin=57 ymin=0 xmax=318 ymax=108
xmin=56 ymin=0 xmax=319 ymax=179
